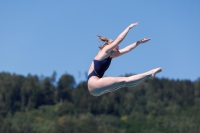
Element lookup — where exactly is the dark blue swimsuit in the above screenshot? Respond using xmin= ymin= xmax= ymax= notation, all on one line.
xmin=87 ymin=57 xmax=112 ymax=81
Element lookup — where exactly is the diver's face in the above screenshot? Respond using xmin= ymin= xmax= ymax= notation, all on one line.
xmin=113 ymin=46 xmax=119 ymax=52
xmin=111 ymin=46 xmax=119 ymax=56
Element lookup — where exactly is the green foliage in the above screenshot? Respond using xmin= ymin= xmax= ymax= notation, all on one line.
xmin=0 ymin=72 xmax=200 ymax=133
xmin=57 ymin=74 xmax=75 ymax=102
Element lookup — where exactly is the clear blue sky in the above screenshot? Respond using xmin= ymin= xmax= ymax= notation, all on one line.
xmin=1 ymin=1 xmax=200 ymax=84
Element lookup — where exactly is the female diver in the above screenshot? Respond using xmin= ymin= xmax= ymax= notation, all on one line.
xmin=87 ymin=22 xmax=162 ymax=96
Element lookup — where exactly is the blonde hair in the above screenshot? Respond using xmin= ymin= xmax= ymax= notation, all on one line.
xmin=97 ymin=35 xmax=114 ymax=49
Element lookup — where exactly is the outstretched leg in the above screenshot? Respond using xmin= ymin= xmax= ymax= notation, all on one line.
xmin=88 ymin=68 xmax=162 ymax=96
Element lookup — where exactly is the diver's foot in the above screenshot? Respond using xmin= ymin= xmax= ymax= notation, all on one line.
xmin=150 ymin=67 xmax=162 ymax=79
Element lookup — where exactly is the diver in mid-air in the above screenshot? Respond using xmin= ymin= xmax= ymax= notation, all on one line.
xmin=87 ymin=22 xmax=162 ymax=96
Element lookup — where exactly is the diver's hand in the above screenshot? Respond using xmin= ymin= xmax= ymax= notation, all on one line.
xmin=137 ymin=38 xmax=151 ymax=44
xmin=128 ymin=22 xmax=138 ymax=29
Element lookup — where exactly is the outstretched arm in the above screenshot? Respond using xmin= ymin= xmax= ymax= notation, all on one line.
xmin=104 ymin=22 xmax=138 ymax=53
xmin=114 ymin=38 xmax=151 ymax=58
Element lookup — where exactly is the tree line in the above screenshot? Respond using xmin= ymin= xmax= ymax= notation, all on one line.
xmin=0 ymin=72 xmax=200 ymax=133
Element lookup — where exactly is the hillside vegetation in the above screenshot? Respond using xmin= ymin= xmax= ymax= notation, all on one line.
xmin=0 ymin=72 xmax=200 ymax=133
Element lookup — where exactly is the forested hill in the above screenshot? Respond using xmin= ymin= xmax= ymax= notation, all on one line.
xmin=0 ymin=72 xmax=200 ymax=133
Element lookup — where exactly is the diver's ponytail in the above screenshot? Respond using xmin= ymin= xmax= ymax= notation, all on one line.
xmin=97 ymin=35 xmax=113 ymax=49
xmin=97 ymin=35 xmax=109 ymax=42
